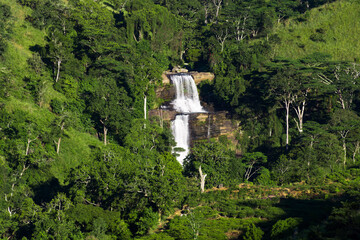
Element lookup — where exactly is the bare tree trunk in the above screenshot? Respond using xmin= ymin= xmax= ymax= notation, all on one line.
xmin=100 ymin=120 xmax=108 ymax=145
xmin=56 ymin=137 xmax=61 ymax=154
xmin=293 ymin=99 xmax=306 ymax=133
xmin=212 ymin=0 xmax=222 ymax=22
xmin=180 ymin=50 xmax=185 ymax=61
xmin=55 ymin=59 xmax=62 ymax=83
xmin=26 ymin=139 xmax=31 ymax=156
xmin=204 ymin=6 xmax=209 ymax=25
xmin=199 ymin=166 xmax=207 ymax=193
xmin=285 ymin=99 xmax=291 ymax=149
xmin=340 ymin=130 xmax=349 ymax=166
xmin=159 ymin=108 xmax=163 ymax=129
xmin=343 ymin=139 xmax=347 ymax=166
xmin=144 ymin=94 xmax=147 ymax=120
xmin=216 ymin=28 xmax=228 ymax=53
xmin=26 ymin=137 xmax=38 ymax=155
xmin=207 ymin=113 xmax=211 ymax=141
xmin=54 ymin=122 xmax=65 ymax=154
xmin=353 ymin=141 xmax=360 ymax=163
xmin=104 ymin=125 xmax=108 ymax=146
xmin=337 ymin=90 xmax=346 ymax=109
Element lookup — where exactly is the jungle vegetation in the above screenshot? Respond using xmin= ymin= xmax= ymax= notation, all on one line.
xmin=0 ymin=0 xmax=360 ymax=239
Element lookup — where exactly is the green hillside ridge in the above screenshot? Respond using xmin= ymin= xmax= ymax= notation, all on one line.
xmin=270 ymin=0 xmax=360 ymax=61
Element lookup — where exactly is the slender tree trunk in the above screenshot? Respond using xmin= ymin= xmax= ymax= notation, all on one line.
xmin=293 ymin=99 xmax=306 ymax=133
xmin=216 ymin=29 xmax=228 ymax=53
xmin=207 ymin=113 xmax=211 ymax=141
xmin=103 ymin=125 xmax=108 ymax=146
xmin=343 ymin=139 xmax=347 ymax=166
xmin=340 ymin=130 xmax=349 ymax=166
xmin=144 ymin=94 xmax=147 ymax=120
xmin=338 ymin=90 xmax=346 ymax=109
xmin=56 ymin=137 xmax=61 ymax=154
xmin=26 ymin=137 xmax=37 ymax=155
xmin=199 ymin=166 xmax=207 ymax=193
xmin=285 ymin=99 xmax=291 ymax=149
xmin=26 ymin=139 xmax=31 ymax=156
xmin=100 ymin=119 xmax=108 ymax=145
xmin=353 ymin=141 xmax=359 ymax=163
xmin=55 ymin=59 xmax=62 ymax=83
xmin=159 ymin=108 xmax=163 ymax=128
xmin=204 ymin=6 xmax=209 ymax=25
xmin=212 ymin=0 xmax=222 ymax=22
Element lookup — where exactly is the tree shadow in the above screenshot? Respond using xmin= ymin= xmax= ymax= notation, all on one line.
xmin=258 ymin=197 xmax=340 ymax=239
xmin=32 ymin=177 xmax=63 ymax=205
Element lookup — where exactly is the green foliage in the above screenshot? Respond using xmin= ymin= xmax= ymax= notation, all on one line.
xmin=0 ymin=3 xmax=12 ymax=57
xmin=243 ymin=223 xmax=264 ymax=240
xmin=2 ymin=0 xmax=360 ymax=239
xmin=271 ymin=217 xmax=301 ymax=239
xmin=184 ymin=140 xmax=242 ymax=187
xmin=271 ymin=0 xmax=360 ymax=61
xmin=255 ymin=168 xmax=273 ymax=185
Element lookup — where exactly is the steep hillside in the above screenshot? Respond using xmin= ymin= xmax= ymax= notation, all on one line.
xmin=270 ymin=0 xmax=360 ymax=61
xmin=0 ymin=0 xmax=103 ymax=183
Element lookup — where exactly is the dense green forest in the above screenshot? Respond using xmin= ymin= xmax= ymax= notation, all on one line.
xmin=0 ymin=0 xmax=360 ymax=239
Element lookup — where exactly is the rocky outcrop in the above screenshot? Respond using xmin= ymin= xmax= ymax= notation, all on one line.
xmin=161 ymin=73 xmax=171 ymax=85
xmin=155 ymin=84 xmax=175 ymax=102
xmin=161 ymin=70 xmax=214 ymax=85
xmin=189 ymin=111 xmax=239 ymax=143
xmin=172 ymin=66 xmax=189 ymax=73
xmin=190 ymin=72 xmax=215 ymax=84
xmin=149 ymin=109 xmax=241 ymax=153
xmin=149 ymin=110 xmax=239 ymax=142
xmin=148 ymin=108 xmax=177 ymax=122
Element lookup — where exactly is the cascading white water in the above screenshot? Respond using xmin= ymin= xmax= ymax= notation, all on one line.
xmin=170 ymin=74 xmax=205 ymax=164
xmin=171 ymin=114 xmax=189 ymax=165
xmin=171 ymin=74 xmax=204 ymax=113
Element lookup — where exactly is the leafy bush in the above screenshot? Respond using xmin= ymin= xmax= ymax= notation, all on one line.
xmin=243 ymin=223 xmax=264 ymax=240
xmin=271 ymin=217 xmax=301 ymax=239
xmin=255 ymin=168 xmax=274 ymax=185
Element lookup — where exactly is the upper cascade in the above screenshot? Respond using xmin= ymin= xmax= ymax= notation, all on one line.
xmin=170 ymin=74 xmax=205 ymax=113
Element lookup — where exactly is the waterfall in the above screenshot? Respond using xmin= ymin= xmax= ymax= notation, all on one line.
xmin=171 ymin=74 xmax=204 ymax=113
xmin=170 ymin=74 xmax=205 ymax=164
xmin=171 ymin=114 xmax=189 ymax=165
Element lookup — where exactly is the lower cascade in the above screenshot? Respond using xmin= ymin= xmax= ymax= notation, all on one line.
xmin=170 ymin=74 xmax=205 ymax=164
xmin=171 ymin=114 xmax=189 ymax=165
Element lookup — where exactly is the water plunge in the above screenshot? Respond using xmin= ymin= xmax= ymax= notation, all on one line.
xmin=170 ymin=74 xmax=205 ymax=164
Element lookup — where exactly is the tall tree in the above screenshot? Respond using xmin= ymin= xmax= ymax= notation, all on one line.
xmin=329 ymin=109 xmax=360 ymax=166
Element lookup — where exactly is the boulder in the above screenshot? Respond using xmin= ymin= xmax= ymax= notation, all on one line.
xmin=172 ymin=66 xmax=188 ymax=73
xmin=161 ymin=72 xmax=170 ymax=84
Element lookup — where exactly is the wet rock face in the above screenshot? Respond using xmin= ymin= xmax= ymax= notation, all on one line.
xmin=155 ymin=84 xmax=176 ymax=103
xmin=189 ymin=111 xmax=239 ymax=145
xmin=148 ymin=108 xmax=177 ymax=122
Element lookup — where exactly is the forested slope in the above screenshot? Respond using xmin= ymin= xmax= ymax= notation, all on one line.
xmin=0 ymin=0 xmax=359 ymax=239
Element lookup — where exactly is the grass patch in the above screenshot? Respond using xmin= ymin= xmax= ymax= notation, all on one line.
xmin=270 ymin=0 xmax=360 ymax=61
xmin=51 ymin=128 xmax=103 ymax=184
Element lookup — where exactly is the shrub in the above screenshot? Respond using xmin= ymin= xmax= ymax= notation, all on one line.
xmin=243 ymin=223 xmax=264 ymax=240
xmin=271 ymin=217 xmax=301 ymax=239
